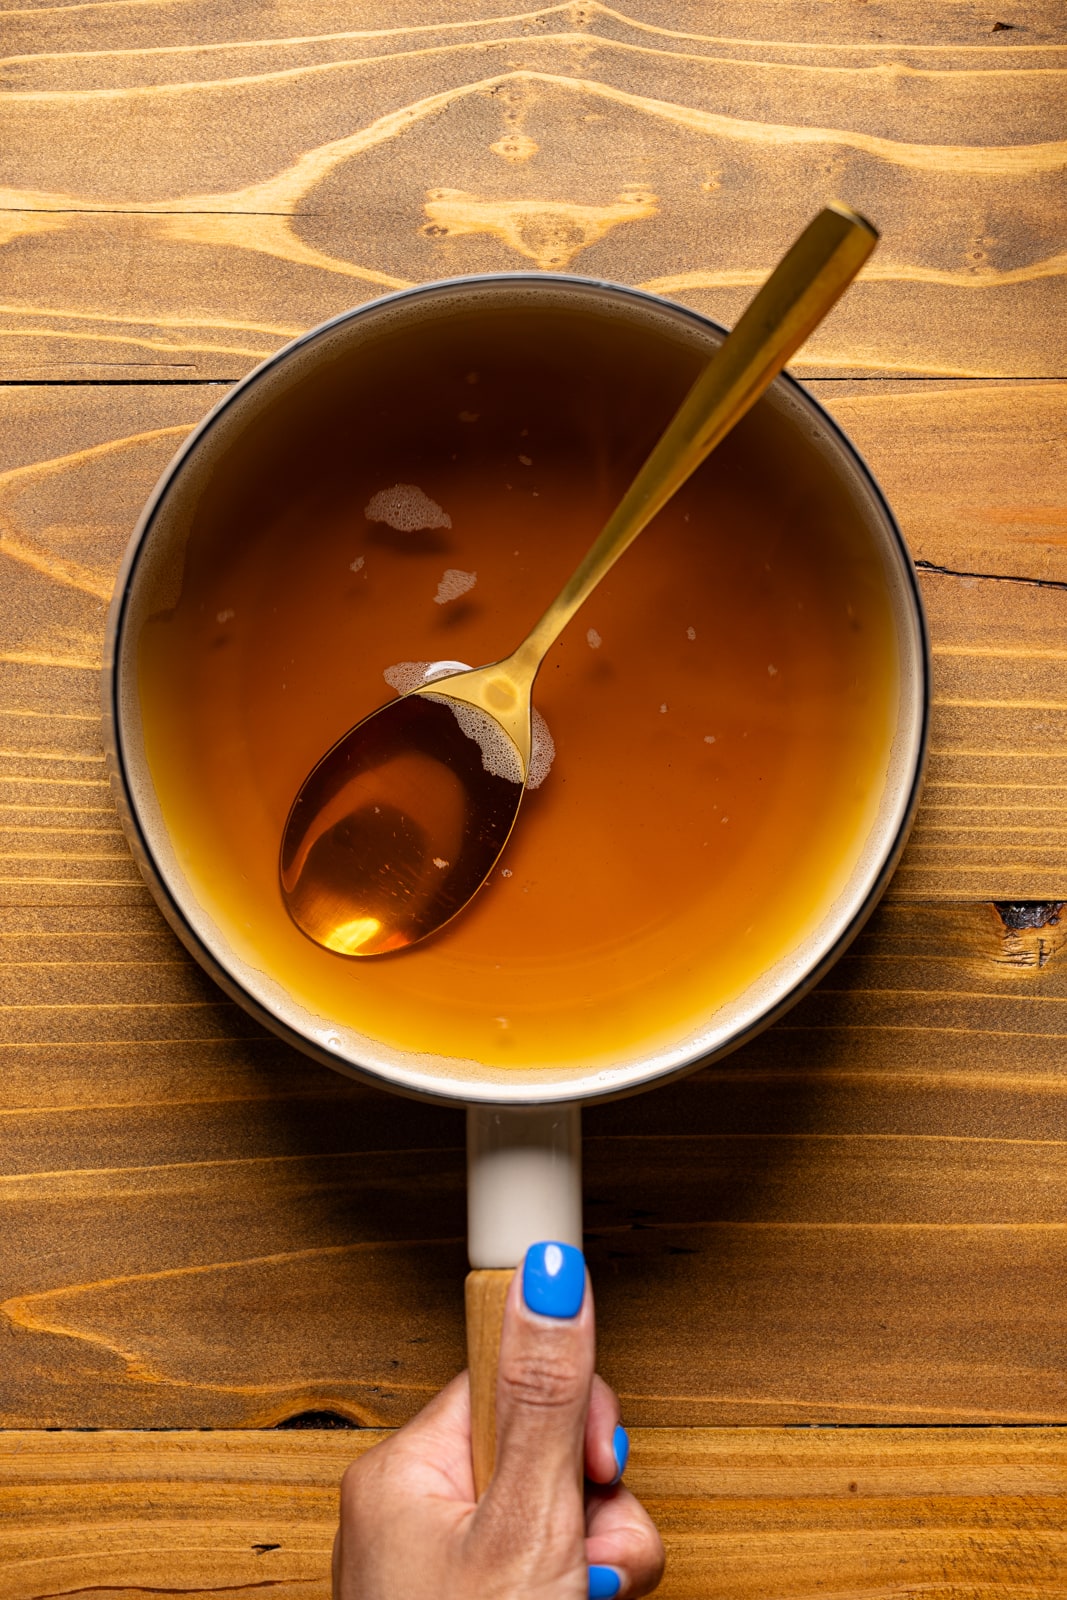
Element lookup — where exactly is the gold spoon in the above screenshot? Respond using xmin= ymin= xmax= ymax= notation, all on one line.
xmin=279 ymin=204 xmax=878 ymax=958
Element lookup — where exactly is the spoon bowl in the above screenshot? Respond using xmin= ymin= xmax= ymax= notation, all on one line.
xmin=280 ymin=677 xmax=527 ymax=956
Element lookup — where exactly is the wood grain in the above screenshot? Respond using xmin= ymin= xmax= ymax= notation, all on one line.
xmin=465 ymin=1267 xmax=513 ymax=1494
xmin=808 ymin=379 xmax=1067 ymax=584
xmin=0 ymin=3 xmax=1064 ymax=378
xmin=0 ymin=1428 xmax=1064 ymax=1600
xmin=1 ymin=894 xmax=1066 ymax=1428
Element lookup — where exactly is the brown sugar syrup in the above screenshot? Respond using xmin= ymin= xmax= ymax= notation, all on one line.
xmin=138 ymin=294 xmax=899 ymax=1074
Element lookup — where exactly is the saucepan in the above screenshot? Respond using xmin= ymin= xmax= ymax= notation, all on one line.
xmin=103 ymin=273 xmax=928 ymax=1486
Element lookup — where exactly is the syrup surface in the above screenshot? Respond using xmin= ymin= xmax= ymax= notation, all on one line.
xmin=137 ymin=296 xmax=899 ymax=1073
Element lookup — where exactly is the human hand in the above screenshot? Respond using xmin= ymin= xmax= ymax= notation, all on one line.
xmin=332 ymin=1241 xmax=664 ymax=1598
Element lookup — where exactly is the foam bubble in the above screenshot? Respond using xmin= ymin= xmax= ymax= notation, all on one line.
xmin=365 ymin=484 xmax=452 ymax=532
xmin=424 ymin=694 xmax=524 ymax=786
xmin=586 ymin=628 xmax=602 ymax=649
xmin=383 ymin=659 xmax=470 ymax=695
xmin=659 ymin=703 xmax=668 ymax=713
xmin=382 ymin=661 xmax=554 ymax=790
xmin=686 ymin=626 xmax=696 ymax=641
xmin=434 ymin=568 xmax=477 ymax=605
xmin=527 ymin=707 xmax=555 ymax=790
xmin=216 ymin=608 xmax=234 ymax=623
xmin=768 ymin=663 xmax=778 ymax=676
xmin=433 ymin=857 xmax=450 ymax=869
xmin=383 ymin=659 xmax=430 ymax=695
xmin=349 ymin=556 xmax=365 ymax=572
xmin=704 ymin=734 xmax=716 ymax=744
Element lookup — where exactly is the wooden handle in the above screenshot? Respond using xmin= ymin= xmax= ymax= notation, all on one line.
xmin=466 ymin=1268 xmax=514 ymax=1497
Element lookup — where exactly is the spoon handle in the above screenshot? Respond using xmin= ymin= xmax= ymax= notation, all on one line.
xmin=510 ymin=203 xmax=878 ymax=674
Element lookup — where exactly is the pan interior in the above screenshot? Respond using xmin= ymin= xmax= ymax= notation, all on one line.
xmin=113 ymin=277 xmax=924 ymax=1104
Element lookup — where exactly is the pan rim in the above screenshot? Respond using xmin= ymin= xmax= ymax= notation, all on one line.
xmin=103 ymin=270 xmax=930 ymax=1109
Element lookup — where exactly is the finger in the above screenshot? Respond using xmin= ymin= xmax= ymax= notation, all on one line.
xmin=585 ymin=1373 xmax=627 ymax=1487
xmin=585 ymin=1482 xmax=666 ymax=1598
xmin=481 ymin=1240 xmax=594 ymax=1539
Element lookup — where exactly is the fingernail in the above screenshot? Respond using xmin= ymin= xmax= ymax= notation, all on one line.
xmin=522 ymin=1241 xmax=585 ymax=1319
xmin=611 ymin=1423 xmax=630 ymax=1483
xmin=588 ymin=1567 xmax=622 ymax=1599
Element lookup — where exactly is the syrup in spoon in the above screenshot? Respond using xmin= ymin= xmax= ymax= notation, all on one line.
xmin=279 ymin=204 xmax=878 ymax=957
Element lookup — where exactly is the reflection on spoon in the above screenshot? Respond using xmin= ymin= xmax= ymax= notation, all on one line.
xmin=279 ymin=204 xmax=879 ymax=957
xmin=279 ymin=690 xmax=524 ymax=957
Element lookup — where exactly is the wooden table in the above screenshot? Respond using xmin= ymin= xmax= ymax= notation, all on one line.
xmin=1 ymin=2 xmax=1065 ymax=1593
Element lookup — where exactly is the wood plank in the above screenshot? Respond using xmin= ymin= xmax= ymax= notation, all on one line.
xmin=5 ymin=0 xmax=1066 ymax=57
xmin=1 ymin=897 xmax=1066 ymax=1428
xmin=1 ymin=6 xmax=1063 ymax=378
xmin=809 ymin=380 xmax=1067 ymax=585
xmin=0 ymin=1428 xmax=1064 ymax=1599
xmin=2 ymin=381 xmax=1066 ymax=899
xmin=898 ymin=570 xmax=1067 ymax=899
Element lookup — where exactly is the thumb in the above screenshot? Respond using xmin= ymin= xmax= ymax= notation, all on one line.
xmin=476 ymin=1241 xmax=593 ymax=1562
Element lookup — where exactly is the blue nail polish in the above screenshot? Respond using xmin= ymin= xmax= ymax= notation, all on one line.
xmin=588 ymin=1567 xmax=622 ymax=1599
xmin=522 ymin=1241 xmax=585 ymax=1319
xmin=611 ymin=1423 xmax=630 ymax=1483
